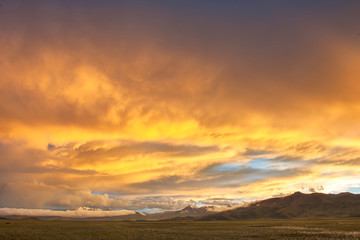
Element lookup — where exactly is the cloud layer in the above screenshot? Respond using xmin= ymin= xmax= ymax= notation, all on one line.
xmin=0 ymin=207 xmax=134 ymax=218
xmin=0 ymin=0 xmax=360 ymax=212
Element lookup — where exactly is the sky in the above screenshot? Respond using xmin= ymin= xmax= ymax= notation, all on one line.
xmin=1 ymin=0 xmax=360 ymax=214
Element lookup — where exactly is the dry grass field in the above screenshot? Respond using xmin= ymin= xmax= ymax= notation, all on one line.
xmin=1 ymin=218 xmax=360 ymax=239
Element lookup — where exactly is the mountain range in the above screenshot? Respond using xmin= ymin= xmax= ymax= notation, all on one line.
xmin=2 ymin=192 xmax=360 ymax=221
xmin=85 ymin=205 xmax=217 ymax=221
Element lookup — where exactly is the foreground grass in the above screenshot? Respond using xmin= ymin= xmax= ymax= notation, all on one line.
xmin=1 ymin=218 xmax=360 ymax=239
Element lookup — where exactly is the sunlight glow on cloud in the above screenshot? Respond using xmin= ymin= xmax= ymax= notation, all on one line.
xmin=0 ymin=0 xmax=360 ymax=212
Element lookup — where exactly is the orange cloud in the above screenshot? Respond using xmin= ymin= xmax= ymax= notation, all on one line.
xmin=1 ymin=0 xmax=360 ymax=211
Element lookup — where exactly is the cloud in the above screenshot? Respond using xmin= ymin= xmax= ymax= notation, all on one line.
xmin=242 ymin=148 xmax=274 ymax=157
xmin=55 ymin=140 xmax=221 ymax=166
xmin=272 ymin=193 xmax=289 ymax=198
xmin=0 ymin=207 xmax=134 ymax=218
xmin=199 ymin=198 xmax=244 ymax=207
xmin=308 ymin=185 xmax=325 ymax=193
xmin=0 ymin=0 xmax=359 ymax=137
xmin=129 ymin=162 xmax=309 ymax=195
xmin=0 ymin=0 xmax=360 ymax=211
xmin=126 ymin=196 xmax=188 ymax=211
xmin=47 ymin=143 xmax=56 ymax=150
xmin=0 ymin=182 xmax=130 ymax=209
xmin=0 ymin=138 xmax=228 ymax=209
xmin=2 ymin=135 xmax=360 ymax=210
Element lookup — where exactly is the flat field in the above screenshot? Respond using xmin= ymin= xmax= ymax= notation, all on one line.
xmin=1 ymin=218 xmax=360 ymax=239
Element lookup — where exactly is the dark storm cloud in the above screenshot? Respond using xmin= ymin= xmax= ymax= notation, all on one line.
xmin=0 ymin=0 xmax=359 ymax=130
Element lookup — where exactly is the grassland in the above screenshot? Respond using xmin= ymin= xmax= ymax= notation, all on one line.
xmin=1 ymin=218 xmax=360 ymax=239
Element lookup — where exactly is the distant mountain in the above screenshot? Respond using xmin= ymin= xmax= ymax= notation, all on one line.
xmin=95 ymin=205 xmax=216 ymax=221
xmin=200 ymin=192 xmax=360 ymax=220
xmin=4 ymin=192 xmax=359 ymax=221
xmin=174 ymin=205 xmax=215 ymax=215
xmin=30 ymin=205 xmax=217 ymax=221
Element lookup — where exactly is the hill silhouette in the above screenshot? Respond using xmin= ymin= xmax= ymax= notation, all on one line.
xmin=200 ymin=192 xmax=360 ymax=220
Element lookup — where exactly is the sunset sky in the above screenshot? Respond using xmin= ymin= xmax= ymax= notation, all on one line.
xmin=1 ymin=0 xmax=360 ymax=214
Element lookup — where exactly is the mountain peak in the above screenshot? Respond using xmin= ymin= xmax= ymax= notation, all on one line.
xmin=177 ymin=205 xmax=215 ymax=215
xmin=292 ymin=191 xmax=304 ymax=195
xmin=179 ymin=205 xmax=196 ymax=214
xmin=183 ymin=205 xmax=194 ymax=210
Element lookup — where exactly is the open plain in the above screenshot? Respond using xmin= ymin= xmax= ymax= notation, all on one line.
xmin=1 ymin=219 xmax=360 ymax=240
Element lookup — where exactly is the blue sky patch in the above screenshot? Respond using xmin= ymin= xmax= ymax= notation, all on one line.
xmin=248 ymin=158 xmax=273 ymax=169
xmin=348 ymin=187 xmax=360 ymax=194
xmin=215 ymin=162 xmax=243 ymax=172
